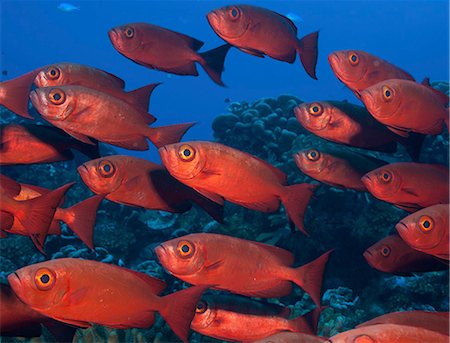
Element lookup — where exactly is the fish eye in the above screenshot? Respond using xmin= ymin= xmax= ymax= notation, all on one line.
xmin=34 ymin=268 xmax=56 ymax=291
xmin=382 ymin=85 xmax=393 ymax=101
xmin=124 ymin=26 xmax=134 ymax=38
xmin=308 ymin=103 xmax=323 ymax=116
xmin=177 ymin=240 xmax=195 ymax=258
xmin=229 ymin=6 xmax=240 ymax=19
xmin=380 ymin=170 xmax=392 ymax=183
xmin=306 ymin=149 xmax=321 ymax=161
xmin=48 ymin=88 xmax=66 ymax=105
xmin=348 ymin=52 xmax=359 ymax=66
xmin=98 ymin=160 xmax=116 ymax=178
xmin=419 ymin=215 xmax=434 ymax=233
xmin=354 ymin=335 xmax=375 ymax=343
xmin=380 ymin=245 xmax=391 ymax=257
xmin=177 ymin=144 xmax=196 ymax=162
xmin=195 ymin=300 xmax=208 ymax=313
xmin=45 ymin=66 xmax=61 ymax=80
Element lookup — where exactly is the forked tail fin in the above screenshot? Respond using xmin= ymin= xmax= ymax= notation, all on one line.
xmin=297 ymin=31 xmax=319 ymax=80
xmin=146 ymin=122 xmax=195 ymax=149
xmin=199 ymin=44 xmax=232 ymax=86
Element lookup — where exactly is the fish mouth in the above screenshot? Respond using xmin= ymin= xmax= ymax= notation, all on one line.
xmin=77 ymin=164 xmax=89 ymax=178
xmin=29 ymin=90 xmax=40 ymax=108
xmin=158 ymin=146 xmax=169 ymax=163
xmin=7 ymin=272 xmax=22 ymax=294
xmin=154 ymin=245 xmax=167 ymax=263
xmin=33 ymin=72 xmax=46 ymax=87
xmin=108 ymin=28 xmax=118 ymax=43
xmin=206 ymin=11 xmax=218 ymax=27
xmin=395 ymin=221 xmax=409 ymax=234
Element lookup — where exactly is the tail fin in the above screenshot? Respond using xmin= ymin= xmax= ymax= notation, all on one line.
xmin=289 ymin=250 xmax=333 ymax=309
xmin=288 ymin=314 xmax=314 ymax=335
xmin=302 ymin=307 xmax=324 ymax=334
xmin=398 ymin=132 xmax=425 ymax=162
xmin=280 ymin=183 xmax=317 ymax=235
xmin=199 ymin=44 xmax=231 ymax=86
xmin=146 ymin=122 xmax=195 ymax=149
xmin=158 ymin=285 xmax=209 ymax=343
xmin=15 ymin=182 xmax=74 ymax=254
xmin=126 ymin=83 xmax=161 ymax=115
xmin=297 ymin=31 xmax=319 ymax=80
xmin=74 ymin=140 xmax=101 ymax=160
xmin=0 ymin=70 xmax=39 ymax=119
xmin=56 ymin=195 xmax=104 ymax=249
xmin=190 ymin=191 xmax=224 ymax=223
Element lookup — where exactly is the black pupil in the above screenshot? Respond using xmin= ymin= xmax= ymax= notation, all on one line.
xmin=351 ymin=55 xmax=357 ymax=62
xmin=181 ymin=244 xmax=190 ymax=253
xmin=197 ymin=302 xmax=205 ymax=310
xmin=385 ymin=90 xmax=391 ymax=97
xmin=423 ymin=221 xmax=430 ymax=228
xmin=231 ymin=8 xmax=237 ymax=17
xmin=312 ymin=106 xmax=319 ymax=112
xmin=127 ymin=29 xmax=132 ymax=36
xmin=50 ymin=69 xmax=56 ymax=76
xmin=383 ymin=173 xmax=389 ymax=180
xmin=53 ymin=93 xmax=61 ymax=101
xmin=183 ymin=149 xmax=191 ymax=157
xmin=40 ymin=274 xmax=50 ymax=284
xmin=103 ymin=164 xmax=111 ymax=172
xmin=311 ymin=152 xmax=317 ymax=158
xmin=383 ymin=248 xmax=389 ymax=255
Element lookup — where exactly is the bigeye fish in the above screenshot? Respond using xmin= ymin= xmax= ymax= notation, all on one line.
xmin=108 ymin=23 xmax=231 ymax=86
xmin=207 ymin=4 xmax=319 ymax=79
xmin=30 ymin=85 xmax=194 ymax=150
xmin=252 ymin=332 xmax=330 ymax=343
xmin=360 ymin=79 xmax=449 ymax=136
xmin=361 ymin=162 xmax=449 ymax=212
xmin=363 ymin=234 xmax=447 ymax=275
xmin=8 ymin=258 xmax=208 ymax=343
xmin=0 ymin=124 xmax=100 ymax=165
xmin=396 ymin=204 xmax=449 ymax=260
xmin=77 ymin=155 xmax=223 ymax=222
xmin=159 ymin=141 xmax=316 ymax=234
xmin=293 ymin=100 xmax=424 ymax=161
xmin=191 ymin=295 xmax=317 ymax=342
xmin=155 ymin=232 xmax=332 ymax=309
xmin=294 ymin=148 xmax=387 ymax=191
xmin=328 ymin=50 xmax=414 ymax=98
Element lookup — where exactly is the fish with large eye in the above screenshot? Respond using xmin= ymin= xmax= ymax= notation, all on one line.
xmin=98 ymin=160 xmax=116 ymax=178
xmin=34 ymin=268 xmax=56 ymax=291
xmin=48 ymin=89 xmax=66 ymax=105
xmin=178 ymin=144 xmax=196 ymax=162
xmin=45 ymin=66 xmax=61 ymax=80
xmin=306 ymin=149 xmax=321 ymax=161
xmin=123 ymin=26 xmax=134 ymax=38
xmin=177 ymin=240 xmax=195 ymax=258
xmin=308 ymin=103 xmax=323 ymax=116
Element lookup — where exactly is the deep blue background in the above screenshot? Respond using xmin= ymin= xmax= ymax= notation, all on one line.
xmin=1 ymin=0 xmax=449 ymax=161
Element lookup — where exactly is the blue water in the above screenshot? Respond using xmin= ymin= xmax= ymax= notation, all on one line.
xmin=2 ymin=0 xmax=448 ymax=161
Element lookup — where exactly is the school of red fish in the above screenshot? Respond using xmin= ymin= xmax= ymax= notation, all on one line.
xmin=0 ymin=4 xmax=449 ymax=343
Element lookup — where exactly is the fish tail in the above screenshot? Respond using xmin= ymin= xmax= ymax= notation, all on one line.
xmin=145 ymin=122 xmax=195 ymax=149
xmin=15 ymin=182 xmax=74 ymax=254
xmin=126 ymin=82 xmax=161 ymax=115
xmin=280 ymin=183 xmax=317 ymax=235
xmin=288 ymin=314 xmax=314 ymax=335
xmin=290 ymin=250 xmax=333 ymax=309
xmin=296 ymin=31 xmax=319 ymax=80
xmin=158 ymin=285 xmax=209 ymax=343
xmin=0 ymin=70 xmax=39 ymax=119
xmin=56 ymin=195 xmax=104 ymax=249
xmin=400 ymin=132 xmax=426 ymax=162
xmin=198 ymin=44 xmax=232 ymax=86
xmin=190 ymin=191 xmax=224 ymax=223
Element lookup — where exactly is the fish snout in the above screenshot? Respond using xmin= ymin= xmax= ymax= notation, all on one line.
xmin=7 ymin=272 xmax=22 ymax=292
xmin=33 ymin=72 xmax=46 ymax=87
xmin=108 ymin=28 xmax=119 ymax=45
xmin=360 ymin=89 xmax=374 ymax=107
xmin=206 ymin=10 xmax=220 ymax=27
xmin=154 ymin=244 xmax=168 ymax=263
xmin=395 ymin=221 xmax=409 ymax=234
xmin=77 ymin=164 xmax=90 ymax=179
xmin=361 ymin=175 xmax=372 ymax=189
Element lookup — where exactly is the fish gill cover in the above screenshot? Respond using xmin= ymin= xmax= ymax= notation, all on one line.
xmin=0 ymin=1 xmax=449 ymax=343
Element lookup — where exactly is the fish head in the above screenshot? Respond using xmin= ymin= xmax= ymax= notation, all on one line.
xmin=30 ymin=86 xmax=77 ymax=122
xmin=328 ymin=50 xmax=368 ymax=87
xmin=360 ymin=80 xmax=402 ymax=121
xmin=34 ymin=63 xmax=78 ymax=87
xmin=154 ymin=234 xmax=206 ymax=277
xmin=7 ymin=259 xmax=71 ymax=313
xmin=191 ymin=297 xmax=217 ymax=330
xmin=108 ymin=23 xmax=143 ymax=53
xmin=396 ymin=206 xmax=446 ymax=251
xmin=363 ymin=235 xmax=406 ymax=272
xmin=294 ymin=148 xmax=329 ymax=177
xmin=158 ymin=142 xmax=207 ymax=181
xmin=361 ymin=166 xmax=401 ymax=201
xmin=207 ymin=5 xmax=250 ymax=41
xmin=77 ymin=156 xmax=124 ymax=195
xmin=294 ymin=102 xmax=332 ymax=132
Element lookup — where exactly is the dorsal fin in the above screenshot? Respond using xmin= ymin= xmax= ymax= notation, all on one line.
xmin=123 ymin=268 xmax=166 ymax=295
xmin=125 ymin=82 xmax=161 ymax=117
xmin=173 ymin=31 xmax=204 ymax=51
xmin=252 ymin=241 xmax=294 ymax=265
xmin=102 ymin=70 xmax=126 ymax=89
xmin=273 ymin=12 xmax=298 ymax=34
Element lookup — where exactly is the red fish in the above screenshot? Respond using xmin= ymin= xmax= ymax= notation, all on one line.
xmin=360 ymin=79 xmax=449 ymax=136
xmin=328 ymin=50 xmax=414 ymax=98
xmin=329 ymin=323 xmax=449 ymax=342
xmin=207 ymin=5 xmax=318 ymax=79
xmin=294 ymin=148 xmax=387 ymax=191
xmin=159 ymin=141 xmax=316 ymax=234
xmin=252 ymin=332 xmax=329 ymax=343
xmin=361 ymin=162 xmax=449 ymax=212
xmin=30 ymin=85 xmax=194 ymax=150
xmin=155 ymin=233 xmax=332 ymax=309
xmin=0 ymin=124 xmax=100 ymax=165
xmin=8 ymin=258 xmax=208 ymax=343
xmin=1 ymin=181 xmax=103 ymax=250
xmin=0 ymin=174 xmax=72 ymax=253
xmin=33 ymin=62 xmax=160 ymax=112
xmin=357 ymin=311 xmax=449 ymax=336
xmin=396 ymin=204 xmax=449 ymax=260
xmin=294 ymin=101 xmax=424 ymax=160
xmin=363 ymin=234 xmax=447 ymax=275
xmin=108 ymin=23 xmax=231 ymax=85
xmin=77 ymin=155 xmax=223 ymax=222
xmin=191 ymin=295 xmax=318 ymax=342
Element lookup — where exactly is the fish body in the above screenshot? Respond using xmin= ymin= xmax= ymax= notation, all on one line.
xmin=361 ymin=79 xmax=449 ymax=136
xmin=108 ymin=23 xmax=230 ymax=85
xmin=294 ymin=148 xmax=387 ymax=191
xmin=0 ymin=124 xmax=99 ymax=165
xmin=77 ymin=155 xmax=223 ymax=222
xmin=328 ymin=50 xmax=414 ymax=97
xmin=8 ymin=258 xmax=207 ymax=342
xmin=362 ymin=162 xmax=449 ymax=212
xmin=252 ymin=332 xmax=329 ymax=343
xmin=396 ymin=204 xmax=449 ymax=260
xmin=363 ymin=234 xmax=447 ymax=275
xmin=155 ymin=233 xmax=332 ymax=308
xmin=159 ymin=141 xmax=316 ymax=234
xmin=30 ymin=85 xmax=194 ymax=150
xmin=207 ymin=4 xmax=318 ymax=79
